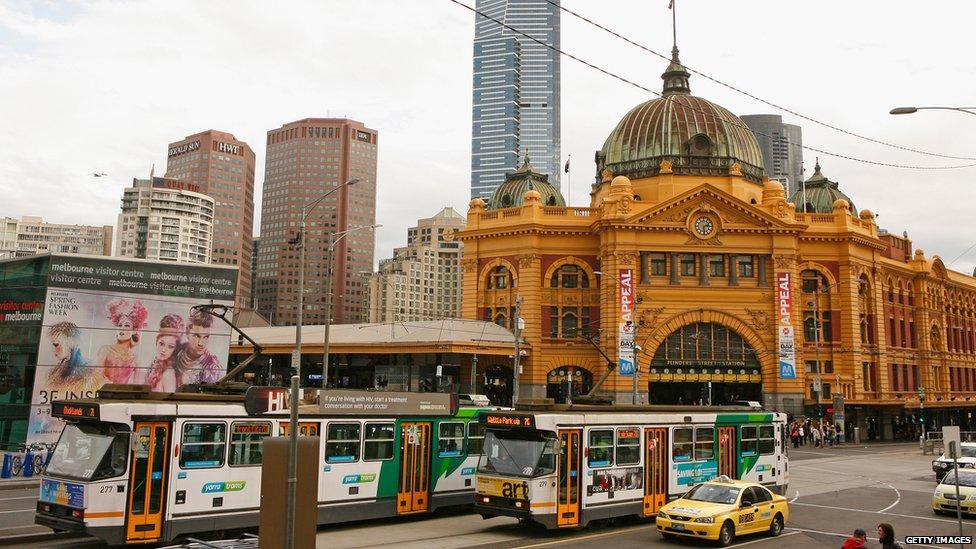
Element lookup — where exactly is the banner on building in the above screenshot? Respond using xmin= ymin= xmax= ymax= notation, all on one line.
xmin=618 ymin=268 xmax=635 ymax=377
xmin=27 ymin=256 xmax=236 ymax=444
xmin=776 ymin=271 xmax=797 ymax=379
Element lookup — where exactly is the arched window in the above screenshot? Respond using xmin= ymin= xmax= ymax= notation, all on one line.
xmin=858 ymin=275 xmax=875 ymax=345
xmin=501 ymin=194 xmax=513 ymax=207
xmin=801 ymin=269 xmax=829 ymax=294
xmin=493 ymin=312 xmax=508 ymax=328
xmin=550 ymin=264 xmax=589 ymax=289
xmin=487 ymin=266 xmax=511 ymax=289
xmin=546 ymin=195 xmax=557 ymax=206
xmin=688 ymin=133 xmax=712 ymax=156
xmin=561 ymin=309 xmax=579 ymax=338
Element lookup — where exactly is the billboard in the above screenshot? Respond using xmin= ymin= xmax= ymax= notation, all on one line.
xmin=28 ymin=256 xmax=236 ymax=444
xmin=618 ymin=268 xmax=635 ymax=377
xmin=776 ymin=271 xmax=797 ymax=379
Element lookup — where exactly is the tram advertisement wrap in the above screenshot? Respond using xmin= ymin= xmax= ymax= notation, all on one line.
xmin=776 ymin=271 xmax=797 ymax=379
xmin=27 ymin=256 xmax=236 ymax=444
xmin=618 ymin=268 xmax=635 ymax=377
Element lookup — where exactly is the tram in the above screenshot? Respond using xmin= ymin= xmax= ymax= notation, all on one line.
xmin=474 ymin=403 xmax=788 ymax=529
xmin=34 ymin=384 xmax=495 ymax=545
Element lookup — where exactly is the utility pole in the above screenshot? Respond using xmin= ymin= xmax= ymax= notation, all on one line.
xmin=511 ymin=295 xmax=524 ymax=406
xmin=812 ymin=284 xmax=823 ymax=422
xmin=470 ymin=354 xmax=478 ymax=395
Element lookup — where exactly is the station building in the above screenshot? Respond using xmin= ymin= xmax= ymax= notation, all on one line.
xmin=458 ymin=49 xmax=976 ymax=440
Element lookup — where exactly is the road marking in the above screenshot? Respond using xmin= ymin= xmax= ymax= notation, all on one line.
xmin=789 ymin=489 xmax=799 ymax=503
xmin=0 ymin=509 xmax=34 ymax=514
xmin=791 ymin=501 xmax=976 ymax=524
xmin=792 ymin=463 xmax=903 ymax=512
xmin=791 ymin=449 xmax=834 ymax=456
xmin=1 ymin=495 xmax=39 ymax=501
xmin=877 ymin=481 xmax=901 ymax=513
xmin=513 ymin=524 xmax=656 ymax=547
xmin=787 ymin=527 xmax=943 ymax=549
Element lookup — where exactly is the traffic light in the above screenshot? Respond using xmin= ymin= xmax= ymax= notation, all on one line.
xmin=815 ymin=405 xmax=823 ymax=418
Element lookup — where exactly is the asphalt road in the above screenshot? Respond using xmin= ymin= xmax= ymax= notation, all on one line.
xmin=3 ymin=441 xmax=973 ymax=548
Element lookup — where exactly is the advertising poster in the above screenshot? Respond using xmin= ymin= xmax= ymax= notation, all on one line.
xmin=28 ymin=256 xmax=235 ymax=444
xmin=775 ymin=271 xmax=797 ymax=379
xmin=618 ymin=268 xmax=635 ymax=377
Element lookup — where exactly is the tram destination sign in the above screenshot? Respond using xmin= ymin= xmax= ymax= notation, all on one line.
xmin=319 ymin=390 xmax=457 ymax=416
xmin=51 ymin=401 xmax=99 ymax=420
xmin=482 ymin=413 xmax=535 ymax=428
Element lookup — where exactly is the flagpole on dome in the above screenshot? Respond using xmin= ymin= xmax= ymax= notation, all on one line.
xmin=564 ymin=154 xmax=571 ymax=205
xmin=669 ymin=0 xmax=677 ymax=50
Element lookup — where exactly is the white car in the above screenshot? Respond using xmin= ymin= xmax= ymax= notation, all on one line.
xmin=933 ymin=442 xmax=976 ymax=481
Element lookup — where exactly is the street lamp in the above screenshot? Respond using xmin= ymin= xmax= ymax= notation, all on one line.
xmin=322 ymin=224 xmax=381 ymax=389
xmin=285 ymin=176 xmax=357 ymax=549
xmin=595 ymin=270 xmax=642 ymax=405
xmin=889 ymin=106 xmax=976 ymax=117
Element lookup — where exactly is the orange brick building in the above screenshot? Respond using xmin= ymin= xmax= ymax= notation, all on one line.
xmin=459 ymin=49 xmax=976 ymax=440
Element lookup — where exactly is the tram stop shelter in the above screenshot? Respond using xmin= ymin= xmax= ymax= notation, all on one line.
xmin=228 ymin=319 xmax=518 ymax=406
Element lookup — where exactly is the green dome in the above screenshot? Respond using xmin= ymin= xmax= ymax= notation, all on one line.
xmin=596 ymin=48 xmax=765 ymax=183
xmin=789 ymin=161 xmax=857 ymax=215
xmin=488 ymin=155 xmax=566 ymax=210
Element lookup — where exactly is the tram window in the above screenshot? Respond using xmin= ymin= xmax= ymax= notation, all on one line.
xmin=229 ymin=421 xmax=271 ymax=467
xmin=695 ymin=427 xmax=714 ymax=460
xmin=468 ymin=422 xmax=486 ymax=455
xmin=364 ymin=423 xmax=395 ymax=461
xmin=438 ymin=422 xmax=465 ymax=457
xmin=616 ymin=428 xmax=640 ymax=465
xmin=180 ymin=422 xmax=226 ymax=469
xmin=741 ymin=426 xmax=758 ymax=456
xmin=326 ymin=422 xmax=361 ymax=463
xmin=588 ymin=429 xmax=614 ymax=467
xmin=759 ymin=425 xmax=776 ymax=455
xmin=673 ymin=427 xmax=694 ymax=462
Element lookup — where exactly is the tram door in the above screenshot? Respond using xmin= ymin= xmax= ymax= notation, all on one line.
xmin=126 ymin=421 xmax=170 ymax=542
xmin=718 ymin=426 xmax=737 ymax=479
xmin=397 ymin=422 xmax=431 ymax=514
xmin=556 ymin=429 xmax=581 ymax=527
xmin=643 ymin=427 xmax=668 ymax=515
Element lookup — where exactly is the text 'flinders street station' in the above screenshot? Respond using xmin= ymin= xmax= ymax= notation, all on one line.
xmin=459 ymin=49 xmax=976 ymax=440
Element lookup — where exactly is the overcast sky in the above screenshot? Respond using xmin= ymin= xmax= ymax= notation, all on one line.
xmin=1 ymin=1 xmax=975 ymax=276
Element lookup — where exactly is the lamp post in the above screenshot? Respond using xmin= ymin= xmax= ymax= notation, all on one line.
xmin=322 ymin=224 xmax=381 ymax=389
xmin=890 ymin=106 xmax=976 ymax=117
xmin=595 ymin=270 xmax=641 ymax=405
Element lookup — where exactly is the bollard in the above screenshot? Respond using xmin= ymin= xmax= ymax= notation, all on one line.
xmin=1 ymin=454 xmax=11 ymax=478
xmin=23 ymin=452 xmax=34 ymax=478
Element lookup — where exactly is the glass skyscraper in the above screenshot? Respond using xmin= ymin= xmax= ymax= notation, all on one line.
xmin=471 ymin=0 xmax=560 ymax=201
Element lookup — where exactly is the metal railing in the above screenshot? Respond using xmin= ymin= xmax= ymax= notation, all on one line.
xmin=925 ymin=431 xmax=976 ymax=442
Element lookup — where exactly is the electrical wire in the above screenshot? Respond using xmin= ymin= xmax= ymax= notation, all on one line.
xmin=453 ymin=0 xmax=976 ymax=171
xmin=547 ymin=0 xmax=976 ymax=162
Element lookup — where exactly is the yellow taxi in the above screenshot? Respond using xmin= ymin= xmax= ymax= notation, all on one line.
xmin=933 ymin=468 xmax=976 ymax=516
xmin=655 ymin=476 xmax=789 ymax=546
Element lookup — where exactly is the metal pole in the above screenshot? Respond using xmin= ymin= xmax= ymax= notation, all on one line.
xmin=293 ymin=211 xmax=306 ymax=383
xmin=512 ymin=295 xmax=523 ymax=407
xmin=954 ymin=450 xmax=964 ymax=547
xmin=633 ymin=296 xmax=639 ymax=405
xmin=285 ymin=374 xmax=300 ymax=549
xmin=470 ymin=354 xmax=478 ymax=394
xmin=813 ymin=285 xmax=822 ymax=423
xmin=322 ymin=235 xmax=334 ymax=389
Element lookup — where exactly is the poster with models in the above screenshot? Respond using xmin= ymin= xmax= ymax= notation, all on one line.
xmin=27 ymin=256 xmax=236 ymax=444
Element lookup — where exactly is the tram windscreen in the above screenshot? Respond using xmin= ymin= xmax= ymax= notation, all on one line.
xmin=479 ymin=429 xmax=557 ymax=477
xmin=46 ymin=423 xmax=129 ymax=481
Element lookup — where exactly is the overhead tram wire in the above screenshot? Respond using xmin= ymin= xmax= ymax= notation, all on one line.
xmin=450 ymin=0 xmax=976 ymax=171
xmin=546 ymin=0 xmax=976 ymax=162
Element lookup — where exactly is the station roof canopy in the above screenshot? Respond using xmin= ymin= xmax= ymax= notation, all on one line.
xmin=231 ymin=319 xmax=517 ymax=356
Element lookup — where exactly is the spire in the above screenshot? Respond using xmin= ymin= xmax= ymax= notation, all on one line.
xmin=516 ymin=153 xmax=535 ymax=173
xmin=661 ymin=46 xmax=691 ymax=96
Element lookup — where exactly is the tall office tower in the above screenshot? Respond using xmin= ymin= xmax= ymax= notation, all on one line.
xmin=116 ymin=177 xmax=214 ymax=264
xmin=256 ymin=118 xmax=378 ymax=326
xmin=165 ymin=130 xmax=255 ymax=308
xmin=367 ymin=207 xmax=466 ymax=323
xmin=470 ymin=0 xmax=560 ymax=201
xmin=741 ymin=115 xmax=803 ymax=195
xmin=250 ymin=237 xmax=260 ymax=309
xmin=0 ymin=216 xmax=112 ymax=260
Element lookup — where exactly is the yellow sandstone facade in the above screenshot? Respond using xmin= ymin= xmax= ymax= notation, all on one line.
xmin=459 ymin=49 xmax=976 ymax=440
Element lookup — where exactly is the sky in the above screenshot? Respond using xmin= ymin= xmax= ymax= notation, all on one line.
xmin=1 ymin=0 xmax=975 ymax=276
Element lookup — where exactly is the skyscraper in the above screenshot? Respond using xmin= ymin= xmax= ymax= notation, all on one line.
xmin=116 ymin=176 xmax=214 ymax=264
xmin=165 ymin=130 xmax=255 ymax=307
xmin=255 ymin=118 xmax=378 ymax=326
xmin=741 ymin=114 xmax=803 ymax=196
xmin=471 ymin=0 xmax=560 ymax=201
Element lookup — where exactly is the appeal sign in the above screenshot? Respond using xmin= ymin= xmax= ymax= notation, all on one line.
xmin=776 ymin=272 xmax=797 ymax=379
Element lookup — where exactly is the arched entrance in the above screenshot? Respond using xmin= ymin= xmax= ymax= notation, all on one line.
xmin=483 ymin=365 xmax=513 ymax=407
xmin=647 ymin=322 xmax=762 ymax=405
xmin=546 ymin=366 xmax=593 ymax=404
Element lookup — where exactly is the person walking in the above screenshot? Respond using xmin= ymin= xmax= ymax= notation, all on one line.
xmin=877 ymin=523 xmax=903 ymax=549
xmin=842 ymin=528 xmax=868 ymax=549
xmin=799 ymin=423 xmax=806 ymax=446
xmin=791 ymin=424 xmax=800 ymax=448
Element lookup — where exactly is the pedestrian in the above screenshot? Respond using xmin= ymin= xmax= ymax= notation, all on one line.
xmin=842 ymin=528 xmax=868 ymax=549
xmin=813 ymin=426 xmax=822 ymax=447
xmin=799 ymin=424 xmax=806 ymax=446
xmin=877 ymin=523 xmax=903 ymax=549
xmin=791 ymin=425 xmax=800 ymax=448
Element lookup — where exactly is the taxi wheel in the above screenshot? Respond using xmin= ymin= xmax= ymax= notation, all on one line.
xmin=717 ymin=520 xmax=735 ymax=547
xmin=769 ymin=513 xmax=784 ymax=536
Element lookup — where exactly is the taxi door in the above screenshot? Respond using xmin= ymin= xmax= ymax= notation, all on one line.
xmin=733 ymin=487 xmax=763 ymax=534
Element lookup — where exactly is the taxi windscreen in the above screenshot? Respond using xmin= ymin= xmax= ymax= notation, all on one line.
xmin=684 ymin=483 xmax=741 ymax=505
xmin=479 ymin=429 xmax=557 ymax=477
